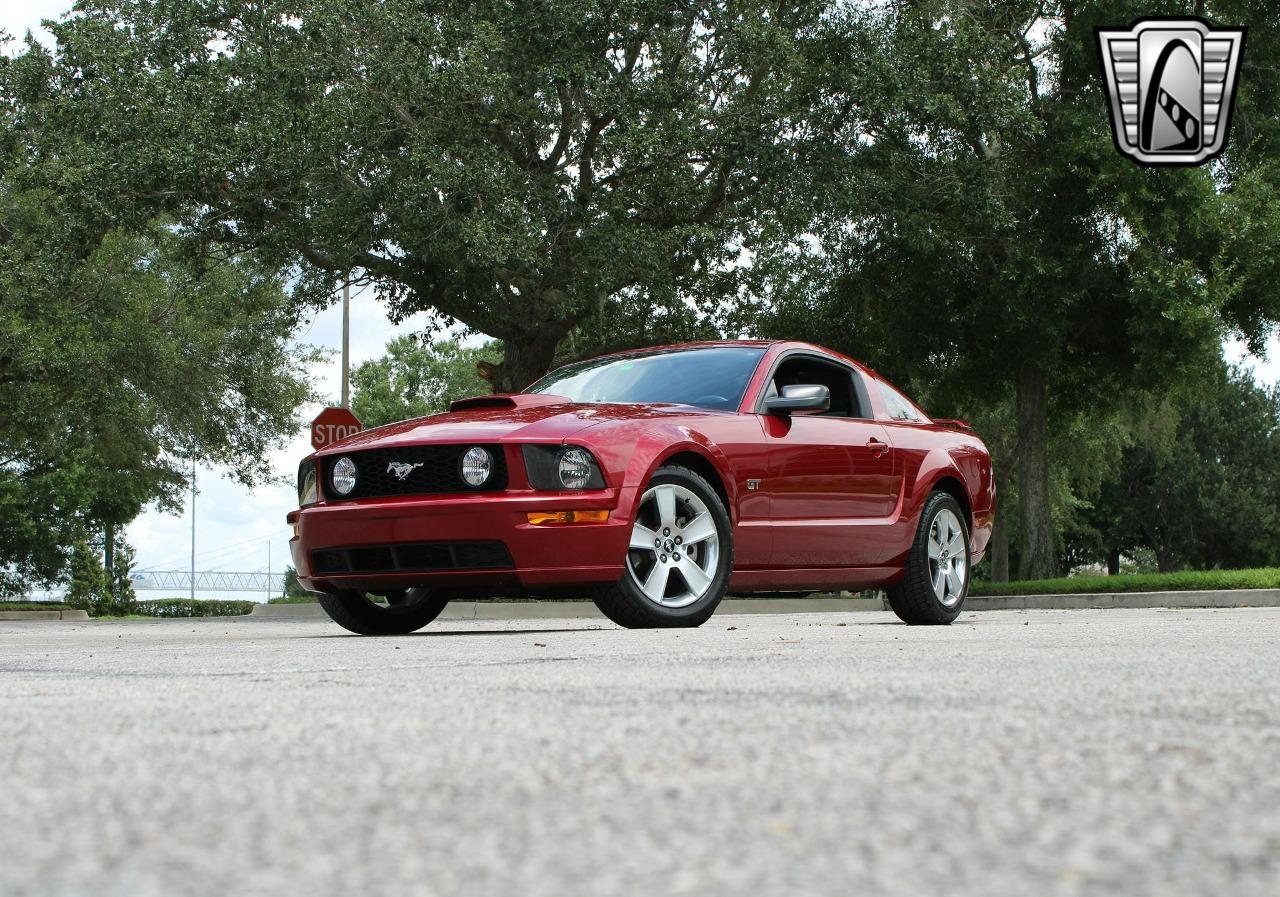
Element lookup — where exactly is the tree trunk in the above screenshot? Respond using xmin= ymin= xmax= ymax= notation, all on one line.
xmin=990 ymin=519 xmax=1010 ymax=582
xmin=103 ymin=521 xmax=115 ymax=600
xmin=1106 ymin=547 xmax=1121 ymax=576
xmin=492 ymin=321 xmax=573 ymax=393
xmin=1016 ymin=364 xmax=1055 ymax=580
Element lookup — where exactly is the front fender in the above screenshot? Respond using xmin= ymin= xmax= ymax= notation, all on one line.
xmin=575 ymin=421 xmax=739 ymax=524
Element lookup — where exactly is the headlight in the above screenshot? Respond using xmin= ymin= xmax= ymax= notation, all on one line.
xmin=331 ymin=456 xmax=357 ymax=496
xmin=460 ymin=446 xmax=493 ymax=487
xmin=557 ymin=447 xmax=593 ymax=489
xmin=298 ymin=461 xmax=318 ymax=506
xmin=522 ymin=445 xmax=606 ymax=490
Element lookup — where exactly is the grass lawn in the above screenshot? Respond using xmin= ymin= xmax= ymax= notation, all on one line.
xmin=971 ymin=567 xmax=1280 ymax=597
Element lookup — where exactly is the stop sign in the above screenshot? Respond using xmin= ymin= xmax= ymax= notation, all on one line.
xmin=311 ymin=407 xmax=363 ymax=450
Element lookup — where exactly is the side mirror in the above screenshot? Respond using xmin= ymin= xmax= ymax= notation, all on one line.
xmin=765 ymin=384 xmax=831 ymax=415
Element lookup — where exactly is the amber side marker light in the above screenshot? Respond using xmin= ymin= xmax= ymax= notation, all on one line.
xmin=527 ymin=509 xmax=610 ymax=525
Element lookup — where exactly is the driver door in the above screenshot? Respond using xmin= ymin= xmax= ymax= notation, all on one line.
xmin=759 ymin=356 xmax=901 ymax=567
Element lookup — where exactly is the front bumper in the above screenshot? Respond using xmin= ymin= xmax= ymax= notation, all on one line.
xmin=290 ymin=488 xmax=635 ymax=594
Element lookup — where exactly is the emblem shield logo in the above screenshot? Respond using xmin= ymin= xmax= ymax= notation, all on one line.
xmin=1096 ymin=18 xmax=1245 ymax=166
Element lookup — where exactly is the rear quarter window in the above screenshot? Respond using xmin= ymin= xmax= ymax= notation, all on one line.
xmin=877 ymin=381 xmax=922 ymax=422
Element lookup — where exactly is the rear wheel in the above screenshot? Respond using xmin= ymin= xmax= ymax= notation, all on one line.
xmin=317 ymin=587 xmax=449 ymax=635
xmin=590 ymin=466 xmax=732 ymax=628
xmin=886 ymin=492 xmax=970 ymax=625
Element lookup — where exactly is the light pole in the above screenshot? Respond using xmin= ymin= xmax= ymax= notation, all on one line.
xmin=341 ymin=276 xmax=351 ymax=408
xmin=189 ymin=460 xmax=196 ymax=601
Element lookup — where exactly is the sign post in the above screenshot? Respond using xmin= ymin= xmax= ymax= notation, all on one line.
xmin=311 ymin=407 xmax=363 ymax=450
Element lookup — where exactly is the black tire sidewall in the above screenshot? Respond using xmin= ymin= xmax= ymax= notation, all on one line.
xmin=318 ymin=586 xmax=449 ymax=635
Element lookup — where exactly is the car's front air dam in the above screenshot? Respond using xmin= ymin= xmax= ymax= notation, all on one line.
xmin=290 ymin=488 xmax=637 ymax=593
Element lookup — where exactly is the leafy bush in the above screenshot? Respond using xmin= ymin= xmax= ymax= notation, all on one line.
xmin=136 ymin=598 xmax=256 ymax=618
xmin=972 ymin=567 xmax=1280 ymax=597
xmin=0 ymin=601 xmax=71 ymax=611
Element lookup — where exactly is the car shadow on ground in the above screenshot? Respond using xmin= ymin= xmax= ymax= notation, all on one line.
xmin=307 ymin=626 xmax=608 ymax=639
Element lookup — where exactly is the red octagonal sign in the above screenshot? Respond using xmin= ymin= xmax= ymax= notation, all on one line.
xmin=311 ymin=406 xmax=363 ymax=450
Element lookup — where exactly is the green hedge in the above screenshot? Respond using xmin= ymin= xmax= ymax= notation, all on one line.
xmin=971 ymin=567 xmax=1280 ymax=597
xmin=136 ymin=598 xmax=256 ymax=618
xmin=0 ymin=601 xmax=71 ymax=611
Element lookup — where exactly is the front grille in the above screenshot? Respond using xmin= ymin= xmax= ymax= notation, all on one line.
xmin=320 ymin=444 xmax=507 ymax=500
xmin=311 ymin=541 xmax=514 ymax=575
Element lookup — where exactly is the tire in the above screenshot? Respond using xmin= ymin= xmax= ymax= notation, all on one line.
xmin=317 ymin=587 xmax=449 ymax=635
xmin=590 ymin=465 xmax=733 ymax=628
xmin=886 ymin=492 xmax=970 ymax=625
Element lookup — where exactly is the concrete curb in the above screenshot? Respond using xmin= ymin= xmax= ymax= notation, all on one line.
xmin=0 ymin=609 xmax=91 ymax=621
xmin=246 ymin=588 xmax=1280 ymax=621
xmin=965 ymin=588 xmax=1280 ymax=611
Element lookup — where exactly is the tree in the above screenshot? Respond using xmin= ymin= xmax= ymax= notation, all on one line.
xmin=753 ymin=1 xmax=1280 ymax=578
xmin=351 ymin=338 xmax=502 ymax=429
xmin=64 ymin=538 xmax=106 ymax=613
xmin=2 ymin=44 xmax=320 ymax=593
xmin=16 ymin=0 xmax=875 ymax=390
xmin=281 ymin=565 xmax=311 ymax=600
xmin=1089 ymin=363 xmax=1280 ymax=573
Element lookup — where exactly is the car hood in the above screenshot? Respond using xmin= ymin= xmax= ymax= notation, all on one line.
xmin=314 ymin=394 xmax=723 ymax=455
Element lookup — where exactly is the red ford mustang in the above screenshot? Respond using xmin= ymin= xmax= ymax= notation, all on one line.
xmin=288 ymin=341 xmax=995 ymax=634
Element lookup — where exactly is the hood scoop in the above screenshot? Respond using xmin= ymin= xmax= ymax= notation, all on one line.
xmin=448 ymin=393 xmax=568 ymax=412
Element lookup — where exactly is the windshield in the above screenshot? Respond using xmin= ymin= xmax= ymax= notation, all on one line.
xmin=528 ymin=346 xmax=767 ymax=411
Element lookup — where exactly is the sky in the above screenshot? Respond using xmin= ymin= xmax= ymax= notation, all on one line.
xmin=6 ymin=2 xmax=1280 ymax=600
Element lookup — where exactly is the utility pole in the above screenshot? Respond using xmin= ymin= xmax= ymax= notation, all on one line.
xmin=341 ymin=276 xmax=351 ymax=408
xmin=266 ymin=541 xmax=271 ymax=603
xmin=190 ymin=460 xmax=196 ymax=601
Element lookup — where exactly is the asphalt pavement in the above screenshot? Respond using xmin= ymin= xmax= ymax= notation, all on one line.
xmin=2 ymin=608 xmax=1277 ymax=897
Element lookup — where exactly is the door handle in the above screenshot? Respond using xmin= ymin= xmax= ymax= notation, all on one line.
xmin=867 ymin=438 xmax=889 ymax=456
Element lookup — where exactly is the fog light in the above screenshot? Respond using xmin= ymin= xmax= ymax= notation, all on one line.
xmin=331 ymin=456 xmax=357 ymax=495
xmin=527 ymin=509 xmax=610 ymax=525
xmin=460 ymin=446 xmax=493 ymax=487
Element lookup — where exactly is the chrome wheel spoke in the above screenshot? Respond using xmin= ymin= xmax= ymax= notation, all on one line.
xmin=677 ymin=557 xmax=712 ymax=597
xmin=932 ymin=565 xmax=947 ymax=598
xmin=681 ymin=512 xmax=716 ymax=546
xmin=641 ymin=561 xmax=672 ymax=602
xmin=946 ymin=564 xmax=963 ymax=598
xmin=927 ymin=536 xmax=943 ymax=560
xmin=630 ymin=523 xmax=659 ymax=551
xmin=655 ymin=485 xmax=678 ymax=529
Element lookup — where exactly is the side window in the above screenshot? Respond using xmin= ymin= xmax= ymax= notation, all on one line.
xmin=769 ymin=357 xmax=863 ymax=418
xmin=878 ymin=381 xmax=921 ymax=422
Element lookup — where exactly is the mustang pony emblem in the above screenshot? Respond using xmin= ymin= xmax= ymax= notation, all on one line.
xmin=386 ymin=461 xmax=424 ymax=481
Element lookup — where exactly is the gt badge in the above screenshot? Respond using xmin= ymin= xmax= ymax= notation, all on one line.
xmin=387 ymin=461 xmax=424 ymax=481
xmin=1096 ymin=18 xmax=1245 ymax=166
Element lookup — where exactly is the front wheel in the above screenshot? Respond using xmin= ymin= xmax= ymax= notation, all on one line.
xmin=590 ymin=466 xmax=733 ymax=628
xmin=317 ymin=587 xmax=449 ymax=635
xmin=886 ymin=492 xmax=970 ymax=625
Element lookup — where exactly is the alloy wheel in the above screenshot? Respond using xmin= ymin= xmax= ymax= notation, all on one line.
xmin=626 ymin=483 xmax=720 ymax=608
xmin=927 ymin=507 xmax=967 ymax=607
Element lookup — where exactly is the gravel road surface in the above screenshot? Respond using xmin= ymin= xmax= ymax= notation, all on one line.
xmin=2 ymin=607 xmax=1277 ymax=896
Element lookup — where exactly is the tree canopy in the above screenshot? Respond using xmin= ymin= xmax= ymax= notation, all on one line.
xmin=13 ymin=0 xmax=875 ymax=390
xmin=351 ymin=337 xmax=501 ymax=428
xmin=2 ymin=45 xmax=318 ymax=593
